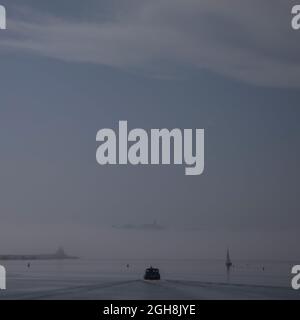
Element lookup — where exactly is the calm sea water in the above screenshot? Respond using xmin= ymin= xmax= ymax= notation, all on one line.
xmin=1 ymin=258 xmax=296 ymax=288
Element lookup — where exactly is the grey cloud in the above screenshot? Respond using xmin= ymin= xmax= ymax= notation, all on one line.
xmin=1 ymin=0 xmax=299 ymax=87
xmin=112 ymin=221 xmax=166 ymax=231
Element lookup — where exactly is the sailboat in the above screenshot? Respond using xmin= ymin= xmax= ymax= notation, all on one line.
xmin=225 ymin=248 xmax=232 ymax=269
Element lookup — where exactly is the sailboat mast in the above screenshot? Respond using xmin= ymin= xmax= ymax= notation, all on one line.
xmin=226 ymin=249 xmax=232 ymax=268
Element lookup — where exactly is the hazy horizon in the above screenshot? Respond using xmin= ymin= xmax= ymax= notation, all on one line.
xmin=0 ymin=0 xmax=299 ymax=262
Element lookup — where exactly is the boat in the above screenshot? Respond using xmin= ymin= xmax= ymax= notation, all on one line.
xmin=225 ymin=248 xmax=232 ymax=269
xmin=144 ymin=266 xmax=161 ymax=280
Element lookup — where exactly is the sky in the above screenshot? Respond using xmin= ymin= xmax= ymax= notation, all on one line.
xmin=0 ymin=0 xmax=299 ymax=260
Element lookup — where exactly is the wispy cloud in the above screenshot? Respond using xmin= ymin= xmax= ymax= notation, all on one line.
xmin=1 ymin=0 xmax=299 ymax=87
xmin=112 ymin=221 xmax=166 ymax=231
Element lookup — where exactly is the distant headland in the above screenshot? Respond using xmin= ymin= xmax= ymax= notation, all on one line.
xmin=0 ymin=247 xmax=78 ymax=261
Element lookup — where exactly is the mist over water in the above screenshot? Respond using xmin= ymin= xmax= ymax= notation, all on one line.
xmin=0 ymin=258 xmax=297 ymax=299
xmin=0 ymin=1 xmax=300 ymax=301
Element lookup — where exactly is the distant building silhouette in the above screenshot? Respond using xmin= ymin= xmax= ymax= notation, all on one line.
xmin=0 ymin=247 xmax=78 ymax=261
